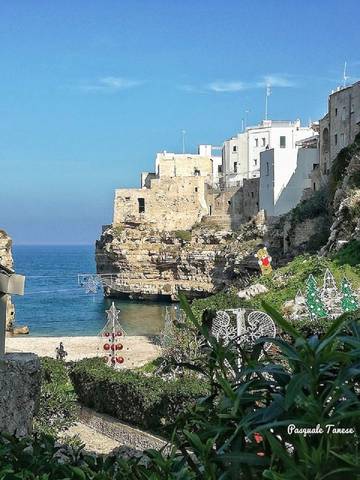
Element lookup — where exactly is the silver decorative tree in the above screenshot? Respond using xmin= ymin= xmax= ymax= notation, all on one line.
xmin=100 ymin=302 xmax=126 ymax=368
xmin=320 ymin=269 xmax=342 ymax=319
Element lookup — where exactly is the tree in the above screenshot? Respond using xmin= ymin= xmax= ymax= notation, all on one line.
xmin=306 ymin=274 xmax=327 ymax=319
xmin=341 ymin=277 xmax=359 ymax=313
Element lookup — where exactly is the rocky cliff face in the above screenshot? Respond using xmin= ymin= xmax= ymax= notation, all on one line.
xmin=0 ymin=229 xmax=15 ymax=330
xmin=96 ymin=219 xmax=266 ymax=301
xmin=0 ymin=229 xmax=13 ymax=270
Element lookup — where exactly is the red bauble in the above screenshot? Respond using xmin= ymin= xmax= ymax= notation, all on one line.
xmin=104 ymin=332 xmax=110 ymax=337
xmin=116 ymin=356 xmax=124 ymax=364
xmin=116 ymin=331 xmax=123 ymax=337
xmin=116 ymin=344 xmax=123 ymax=350
xmin=110 ymin=344 xmax=116 ymax=351
xmin=103 ymin=343 xmax=110 ymax=351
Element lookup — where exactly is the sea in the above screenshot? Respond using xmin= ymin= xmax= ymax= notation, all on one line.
xmin=12 ymin=245 xmax=167 ymax=337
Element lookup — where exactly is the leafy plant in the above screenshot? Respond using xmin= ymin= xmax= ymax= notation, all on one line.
xmin=33 ymin=357 xmax=77 ymax=437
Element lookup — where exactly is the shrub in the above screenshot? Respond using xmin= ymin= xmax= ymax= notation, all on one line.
xmin=69 ymin=357 xmax=208 ymax=434
xmin=333 ymin=239 xmax=360 ymax=266
xmin=33 ymin=357 xmax=77 ymax=437
xmin=290 ymin=187 xmax=329 ymax=223
xmin=174 ymin=230 xmax=192 ymax=242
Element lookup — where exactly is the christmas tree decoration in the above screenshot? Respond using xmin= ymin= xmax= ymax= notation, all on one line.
xmin=254 ymin=246 xmax=272 ymax=275
xmin=305 ymin=274 xmax=327 ymax=319
xmin=100 ymin=302 xmax=126 ymax=368
xmin=341 ymin=277 xmax=359 ymax=313
xmin=320 ymin=269 xmax=342 ymax=319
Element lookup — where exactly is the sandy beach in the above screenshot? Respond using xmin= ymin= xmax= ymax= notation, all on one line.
xmin=6 ymin=336 xmax=161 ymax=368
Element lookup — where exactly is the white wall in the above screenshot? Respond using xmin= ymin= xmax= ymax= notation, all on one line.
xmin=260 ymin=147 xmax=319 ymax=217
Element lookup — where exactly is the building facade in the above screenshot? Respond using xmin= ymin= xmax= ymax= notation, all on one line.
xmin=259 ymin=140 xmax=319 ymax=217
xmin=319 ymin=81 xmax=360 ymax=181
xmin=222 ymin=120 xmax=316 ymax=187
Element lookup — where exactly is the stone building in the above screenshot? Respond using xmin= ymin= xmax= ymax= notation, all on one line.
xmin=242 ymin=178 xmax=260 ymax=221
xmin=259 ymin=138 xmax=319 ymax=217
xmin=319 ymin=80 xmax=360 ymax=183
xmin=222 ymin=120 xmax=316 ymax=188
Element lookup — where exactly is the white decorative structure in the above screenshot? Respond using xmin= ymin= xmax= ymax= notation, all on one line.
xmin=78 ymin=274 xmax=102 ymax=294
xmin=212 ymin=308 xmax=276 ymax=353
xmin=100 ymin=302 xmax=126 ymax=368
xmin=320 ymin=269 xmax=342 ymax=319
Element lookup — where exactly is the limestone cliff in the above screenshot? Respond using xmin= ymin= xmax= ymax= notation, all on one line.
xmin=96 ymin=220 xmax=266 ymax=301
xmin=0 ymin=229 xmax=15 ymax=330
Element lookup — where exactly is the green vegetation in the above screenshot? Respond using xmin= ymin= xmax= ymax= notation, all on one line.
xmin=174 ymin=230 xmax=192 ymax=241
xmin=33 ymin=357 xmax=77 ymax=437
xmin=290 ymin=187 xmax=329 ymax=223
xmin=3 ymin=299 xmax=360 ymax=479
xmin=112 ymin=224 xmax=124 ymax=236
xmin=330 ymin=131 xmax=360 ymax=198
xmin=192 ymin=254 xmax=360 ymax=321
xmin=333 ymin=239 xmax=360 ymax=266
xmin=69 ymin=357 xmax=208 ymax=434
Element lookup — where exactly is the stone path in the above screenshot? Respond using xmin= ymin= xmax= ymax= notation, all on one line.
xmin=66 ymin=422 xmax=121 ymax=454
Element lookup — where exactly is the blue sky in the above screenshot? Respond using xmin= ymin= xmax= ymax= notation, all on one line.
xmin=1 ymin=0 xmax=359 ymax=245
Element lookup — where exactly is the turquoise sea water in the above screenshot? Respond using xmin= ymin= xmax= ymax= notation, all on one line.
xmin=12 ymin=245 xmax=167 ymax=336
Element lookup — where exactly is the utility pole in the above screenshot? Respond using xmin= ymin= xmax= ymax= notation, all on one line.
xmin=265 ymin=84 xmax=271 ymax=121
xmin=244 ymin=110 xmax=250 ymax=129
xmin=181 ymin=129 xmax=186 ymax=154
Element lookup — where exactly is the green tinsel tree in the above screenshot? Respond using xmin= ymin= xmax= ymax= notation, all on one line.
xmin=341 ymin=277 xmax=359 ymax=313
xmin=306 ymin=274 xmax=328 ymax=319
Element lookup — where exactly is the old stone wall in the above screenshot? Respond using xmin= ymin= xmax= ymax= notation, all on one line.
xmin=242 ymin=178 xmax=260 ymax=220
xmin=157 ymin=153 xmax=213 ymax=178
xmin=0 ymin=353 xmax=41 ymax=436
xmin=113 ymin=176 xmax=208 ymax=231
xmin=203 ymin=185 xmax=243 ymax=229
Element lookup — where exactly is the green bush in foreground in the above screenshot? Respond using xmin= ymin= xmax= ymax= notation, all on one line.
xmin=2 ymin=299 xmax=360 ymax=479
xmin=69 ymin=357 xmax=208 ymax=434
xmin=33 ymin=357 xmax=77 ymax=437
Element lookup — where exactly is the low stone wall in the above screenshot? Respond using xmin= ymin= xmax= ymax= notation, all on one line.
xmin=0 ymin=353 xmax=41 ymax=436
xmin=78 ymin=405 xmax=166 ymax=451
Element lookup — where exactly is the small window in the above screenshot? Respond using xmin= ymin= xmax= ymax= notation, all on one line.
xmin=255 ymin=138 xmax=259 ymax=147
xmin=266 ymin=162 xmax=270 ymax=175
xmin=125 ymin=196 xmax=130 ymax=201
xmin=194 ymin=169 xmax=200 ymax=176
xmin=335 ymin=134 xmax=338 ymax=145
xmin=209 ymin=205 xmax=212 ymax=216
xmin=341 ymin=106 xmax=346 ymax=121
xmin=218 ymin=165 xmax=222 ymax=173
xmin=280 ymin=136 xmax=286 ymax=148
xmin=227 ymin=200 xmax=231 ymax=205
xmin=195 ymin=187 xmax=198 ymax=192
xmin=232 ymin=145 xmax=237 ymax=152
xmin=262 ymin=137 xmax=266 ymax=146
xmin=313 ymin=182 xmax=316 ymax=191
xmin=234 ymin=162 xmax=238 ymax=173
xmin=335 ymin=108 xmax=338 ymax=116
xmin=138 ymin=198 xmax=145 ymax=213
xmin=251 ymin=191 xmax=254 ymax=198
xmin=253 ymin=158 xmax=257 ymax=166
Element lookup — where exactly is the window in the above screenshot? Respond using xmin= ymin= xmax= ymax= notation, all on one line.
xmin=232 ymin=145 xmax=237 ymax=152
xmin=253 ymin=159 xmax=257 ymax=166
xmin=266 ymin=162 xmax=270 ymax=176
xmin=341 ymin=106 xmax=346 ymax=121
xmin=138 ymin=198 xmax=145 ymax=213
xmin=335 ymin=134 xmax=338 ymax=145
xmin=335 ymin=108 xmax=338 ymax=116
xmin=209 ymin=205 xmax=212 ymax=216
xmin=280 ymin=136 xmax=286 ymax=148
xmin=251 ymin=191 xmax=254 ymax=198
xmin=125 ymin=196 xmax=130 ymax=201
xmin=340 ymin=133 xmax=345 ymax=146
xmin=218 ymin=165 xmax=222 ymax=173
xmin=195 ymin=187 xmax=198 ymax=192
xmin=228 ymin=200 xmax=231 ymax=205
xmin=255 ymin=138 xmax=259 ymax=147
xmin=194 ymin=168 xmax=200 ymax=176
xmin=262 ymin=138 xmax=266 ymax=146
xmin=313 ymin=182 xmax=316 ymax=191
xmin=234 ymin=162 xmax=238 ymax=173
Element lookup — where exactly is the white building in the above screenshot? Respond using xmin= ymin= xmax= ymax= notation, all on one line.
xmin=259 ymin=136 xmax=319 ymax=217
xmin=222 ymin=120 xmax=316 ymax=187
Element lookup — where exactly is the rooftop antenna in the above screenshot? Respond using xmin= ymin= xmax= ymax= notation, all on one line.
xmin=244 ymin=109 xmax=250 ymax=129
xmin=343 ymin=61 xmax=348 ymax=87
xmin=265 ymin=84 xmax=271 ymax=120
xmin=241 ymin=118 xmax=244 ymax=132
xmin=181 ymin=129 xmax=186 ymax=154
